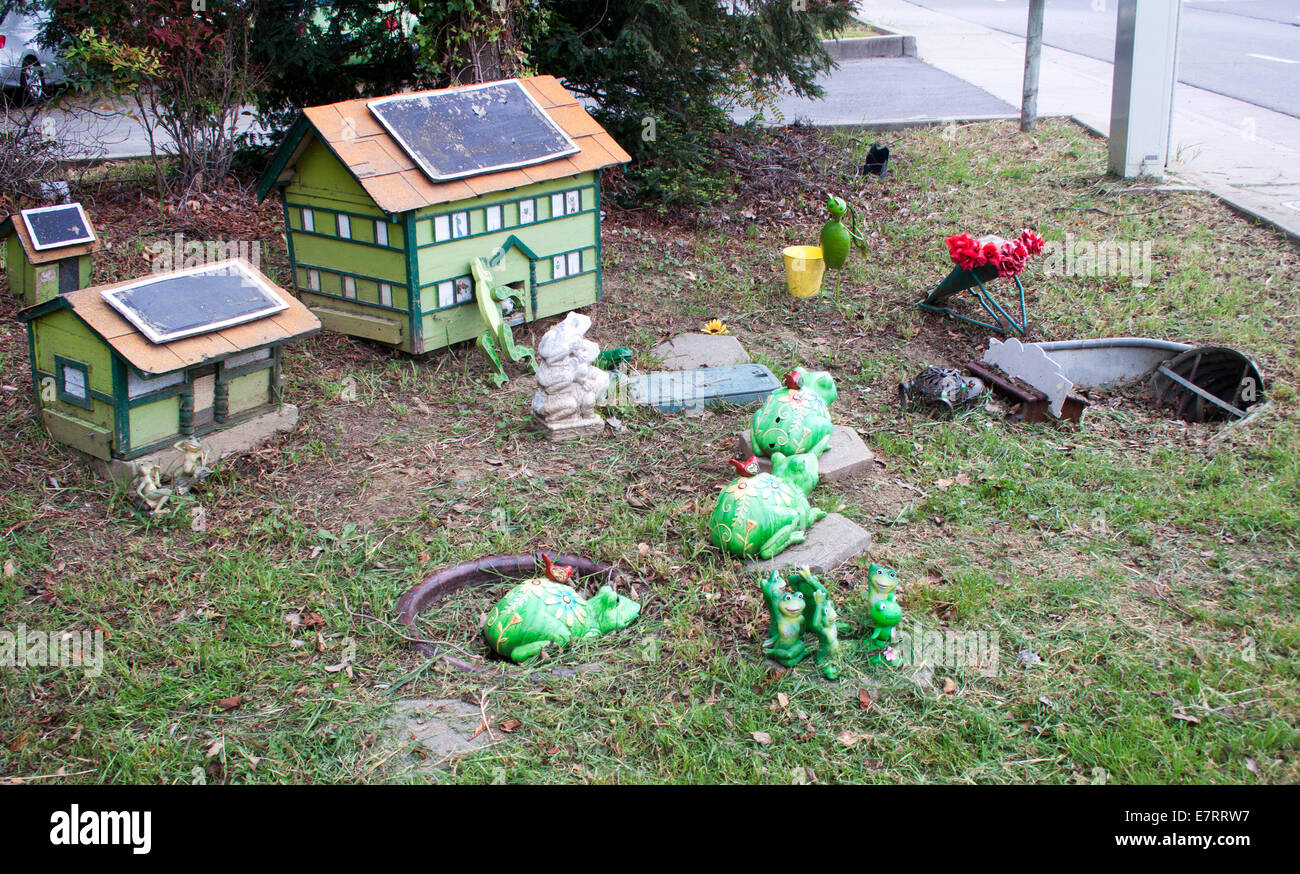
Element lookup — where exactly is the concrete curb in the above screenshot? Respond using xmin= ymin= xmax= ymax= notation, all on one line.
xmin=821 ymin=31 xmax=916 ymax=60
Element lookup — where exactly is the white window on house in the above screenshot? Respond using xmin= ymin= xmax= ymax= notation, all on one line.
xmin=519 ymin=199 xmax=535 ymax=224
xmin=485 ymin=204 xmax=502 ymax=232
xmin=437 ymin=280 xmax=455 ymax=308
xmin=455 ymin=276 xmax=473 ymax=304
xmin=379 ymin=282 xmax=393 ymax=307
xmin=301 ymin=208 xmax=315 ymax=232
xmin=307 ymin=269 xmax=320 ymax=291
xmin=550 ymin=193 xmax=564 ymax=219
xmin=452 ymin=211 xmax=469 ymax=238
xmin=343 ymin=275 xmax=357 ymax=299
xmin=552 ymin=255 xmax=568 ymax=280
xmin=567 ymin=250 xmax=582 ymax=276
xmin=222 ymin=348 xmax=271 ymax=371
xmin=375 ymin=221 xmax=389 ymax=247
xmin=434 ymin=215 xmax=451 ymax=242
xmin=127 ymin=369 xmax=186 ymax=399
xmin=565 ymin=190 xmax=580 ymax=215
xmin=60 ymin=362 xmax=87 ymax=400
xmin=337 ymin=214 xmax=351 ymax=239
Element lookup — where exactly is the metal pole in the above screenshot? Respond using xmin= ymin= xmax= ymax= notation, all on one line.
xmin=1021 ymin=0 xmax=1046 ymax=132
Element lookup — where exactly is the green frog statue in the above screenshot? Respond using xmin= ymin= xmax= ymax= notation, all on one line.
xmin=749 ymin=368 xmax=838 ymax=459
xmin=863 ymin=563 xmax=906 ymax=667
xmin=710 ymin=453 xmax=826 ymax=560
xmin=760 ymin=567 xmax=843 ymax=679
xmin=482 ymin=555 xmax=641 ymax=663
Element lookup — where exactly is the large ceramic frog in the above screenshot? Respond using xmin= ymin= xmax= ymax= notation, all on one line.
xmin=482 ymin=556 xmax=641 ymax=663
xmin=710 ymin=452 xmax=826 ymax=560
xmin=750 ymin=368 xmax=838 ymax=459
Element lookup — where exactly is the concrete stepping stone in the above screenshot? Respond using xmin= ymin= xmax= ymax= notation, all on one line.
xmin=736 ymin=424 xmax=875 ymax=483
xmin=744 ymin=512 xmax=872 ymax=574
xmin=651 ymin=333 xmax=751 ymax=371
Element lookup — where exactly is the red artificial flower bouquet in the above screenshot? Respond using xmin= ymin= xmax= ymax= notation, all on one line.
xmin=945 ymin=228 xmax=1045 ymax=279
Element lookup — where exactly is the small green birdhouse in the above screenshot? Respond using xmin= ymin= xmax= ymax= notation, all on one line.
xmin=1 ymin=202 xmax=99 ymax=306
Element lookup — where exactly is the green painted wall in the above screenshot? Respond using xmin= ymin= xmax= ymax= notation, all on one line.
xmin=31 ymin=309 xmax=115 ymax=431
xmin=227 ymin=369 xmax=271 ymax=414
xmin=129 ymin=397 xmax=180 ymax=447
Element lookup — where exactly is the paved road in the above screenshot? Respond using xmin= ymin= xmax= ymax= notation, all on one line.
xmin=909 ymin=0 xmax=1300 ymax=118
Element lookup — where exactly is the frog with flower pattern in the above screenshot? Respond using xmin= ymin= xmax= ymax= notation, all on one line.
xmin=482 ymin=555 xmax=641 ymax=663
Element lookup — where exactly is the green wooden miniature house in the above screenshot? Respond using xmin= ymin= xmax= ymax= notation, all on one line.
xmin=17 ymin=259 xmax=321 ymax=478
xmin=255 ymin=75 xmax=630 ymax=381
xmin=1 ymin=203 xmax=99 ymax=306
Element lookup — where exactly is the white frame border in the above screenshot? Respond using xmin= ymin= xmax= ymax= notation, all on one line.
xmin=367 ymin=80 xmax=580 ymax=183
xmin=20 ymin=202 xmax=96 ymax=251
xmin=100 ymin=259 xmax=289 ymax=345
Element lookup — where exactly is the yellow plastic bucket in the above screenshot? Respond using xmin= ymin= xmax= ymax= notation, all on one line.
xmin=783 ymin=245 xmax=826 ymax=298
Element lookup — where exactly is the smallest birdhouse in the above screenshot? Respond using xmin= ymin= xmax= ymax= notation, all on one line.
xmin=1 ymin=202 xmax=100 ymax=306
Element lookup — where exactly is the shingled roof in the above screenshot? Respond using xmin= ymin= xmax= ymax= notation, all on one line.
xmin=256 ymin=75 xmax=631 ymax=215
xmin=18 ymin=260 xmax=321 ymax=376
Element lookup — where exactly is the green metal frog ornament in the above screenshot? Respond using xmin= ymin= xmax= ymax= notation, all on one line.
xmin=863 ymin=563 xmax=906 ymax=667
xmin=750 ymin=368 xmax=838 ymax=459
xmin=482 ymin=555 xmax=641 ymax=663
xmin=819 ymin=195 xmax=869 ymax=299
xmin=760 ymin=566 xmax=843 ymax=679
xmin=710 ymin=453 xmax=826 ymax=560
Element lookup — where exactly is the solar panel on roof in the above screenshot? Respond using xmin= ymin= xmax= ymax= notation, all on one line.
xmin=368 ymin=81 xmax=579 ymax=182
xmin=20 ymin=203 xmax=94 ymax=251
xmin=99 ymin=260 xmax=288 ymax=344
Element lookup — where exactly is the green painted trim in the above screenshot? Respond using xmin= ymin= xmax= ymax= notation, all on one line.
xmin=51 ymin=355 xmax=94 ymax=410
xmin=257 ymin=114 xmax=311 ymax=203
xmin=404 ymin=212 xmax=422 ymax=353
xmin=290 ymin=261 xmax=407 ymax=295
xmin=25 ymin=321 xmax=39 ymax=411
xmin=284 ymin=201 xmax=402 ymax=250
xmin=301 ymin=287 xmax=408 ymax=314
xmin=495 ymin=234 xmax=542 ymax=262
xmin=595 ymin=177 xmax=604 ymax=302
xmin=16 ymin=292 xmax=70 ymax=322
xmin=31 ymin=367 xmax=115 ymax=405
xmin=280 ymin=191 xmax=298 ymax=278
xmin=416 ymin=199 xmax=597 ymax=249
xmin=534 ymin=268 xmax=596 ymax=288
xmin=111 ymin=355 xmax=131 ymax=455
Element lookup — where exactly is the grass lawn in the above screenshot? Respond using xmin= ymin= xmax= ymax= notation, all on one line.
xmin=0 ymin=119 xmax=1296 ymax=784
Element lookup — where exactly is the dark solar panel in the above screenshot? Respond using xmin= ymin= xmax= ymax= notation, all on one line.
xmin=368 ymin=81 xmax=578 ymax=182
xmin=100 ymin=261 xmax=288 ymax=344
xmin=21 ymin=203 xmax=94 ymax=250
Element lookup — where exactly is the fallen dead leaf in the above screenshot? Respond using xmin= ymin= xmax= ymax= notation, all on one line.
xmin=837 ymin=730 xmax=861 ymax=748
xmin=215 ymin=695 xmax=244 ymax=711
xmin=499 ymin=718 xmax=522 ymax=733
xmin=751 ymin=731 xmax=773 ymax=745
xmin=934 ymin=478 xmax=954 ymax=491
xmin=942 ymin=677 xmax=956 ymax=694
xmin=776 ymin=692 xmax=789 ymax=709
xmin=858 ymin=689 xmax=872 ymax=709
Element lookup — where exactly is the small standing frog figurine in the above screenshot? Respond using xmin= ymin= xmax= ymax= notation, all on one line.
xmin=131 ymin=463 xmax=173 ymax=515
xmin=863 ymin=563 xmax=906 ymax=667
xmin=819 ymin=194 xmax=869 ymax=300
xmin=760 ymin=566 xmax=842 ymax=679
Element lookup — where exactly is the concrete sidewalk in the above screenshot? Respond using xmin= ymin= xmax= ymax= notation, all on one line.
xmin=850 ymin=0 xmax=1300 ymax=240
xmin=746 ymin=56 xmax=1015 ymax=127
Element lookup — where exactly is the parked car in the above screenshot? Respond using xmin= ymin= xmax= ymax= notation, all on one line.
xmin=0 ymin=2 xmax=64 ymax=103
